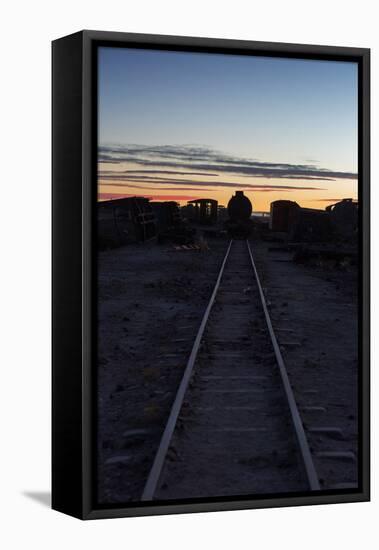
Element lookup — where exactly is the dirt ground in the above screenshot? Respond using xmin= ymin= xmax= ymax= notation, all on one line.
xmin=252 ymin=240 xmax=359 ymax=490
xmin=97 ymin=237 xmax=227 ymax=503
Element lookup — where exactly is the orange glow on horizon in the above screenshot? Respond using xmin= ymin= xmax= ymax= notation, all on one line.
xmin=98 ymin=183 xmax=357 ymax=212
xmin=98 ymin=160 xmax=357 ymax=211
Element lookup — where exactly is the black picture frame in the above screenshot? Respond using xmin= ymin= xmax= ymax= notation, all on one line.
xmin=52 ymin=30 xmax=370 ymax=520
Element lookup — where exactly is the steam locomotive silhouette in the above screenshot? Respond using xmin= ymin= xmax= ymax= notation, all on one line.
xmin=225 ymin=191 xmax=254 ymax=238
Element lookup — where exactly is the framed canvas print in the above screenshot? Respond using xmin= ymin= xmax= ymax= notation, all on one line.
xmin=52 ymin=30 xmax=370 ymax=519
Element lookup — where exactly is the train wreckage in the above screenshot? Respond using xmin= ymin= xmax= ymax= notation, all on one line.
xmin=98 ymin=194 xmax=358 ymax=250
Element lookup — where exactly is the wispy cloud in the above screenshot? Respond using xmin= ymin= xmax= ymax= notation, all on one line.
xmin=102 ymin=169 xmax=220 ymax=177
xmin=312 ymin=198 xmax=356 ymax=202
xmin=98 ymin=144 xmax=357 ymax=182
xmin=99 ymin=183 xmax=215 ymax=192
xmin=98 ymin=192 xmax=201 ymax=201
xmin=98 ymin=175 xmax=325 ymax=192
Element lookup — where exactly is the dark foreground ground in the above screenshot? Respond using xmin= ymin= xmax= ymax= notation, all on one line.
xmin=97 ymin=238 xmax=227 ymax=503
xmin=253 ymin=240 xmax=358 ymax=491
xmin=97 ymin=236 xmax=358 ymax=503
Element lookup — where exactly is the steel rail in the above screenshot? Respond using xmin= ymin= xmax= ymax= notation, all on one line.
xmin=141 ymin=240 xmax=233 ymax=500
xmin=246 ymin=240 xmax=320 ymax=491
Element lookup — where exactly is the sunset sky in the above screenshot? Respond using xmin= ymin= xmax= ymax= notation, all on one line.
xmin=98 ymin=47 xmax=358 ymax=211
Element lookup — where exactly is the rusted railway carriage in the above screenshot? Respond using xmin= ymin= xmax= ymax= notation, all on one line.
xmin=270 ymin=199 xmax=356 ymax=242
xmin=151 ymin=201 xmax=194 ymax=243
xmin=184 ymin=198 xmax=218 ymax=225
xmin=270 ymin=200 xmax=300 ymax=233
xmin=98 ymin=197 xmax=156 ymax=249
xmin=151 ymin=201 xmax=182 ymax=232
xmin=327 ymin=198 xmax=358 ymax=239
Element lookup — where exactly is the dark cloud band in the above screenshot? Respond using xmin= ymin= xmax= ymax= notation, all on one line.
xmin=99 ymin=178 xmax=325 ymax=192
xmin=98 ymin=144 xmax=357 ymax=182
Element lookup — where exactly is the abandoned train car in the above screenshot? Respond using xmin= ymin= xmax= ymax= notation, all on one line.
xmin=151 ymin=201 xmax=194 ymax=243
xmin=270 ymin=199 xmax=357 ymax=242
xmin=151 ymin=201 xmax=182 ymax=232
xmin=269 ymin=200 xmax=300 ymax=233
xmin=225 ymin=191 xmax=254 ymax=238
xmin=326 ymin=198 xmax=358 ymax=239
xmin=98 ymin=197 xmax=156 ymax=249
xmin=183 ymin=198 xmax=218 ymax=225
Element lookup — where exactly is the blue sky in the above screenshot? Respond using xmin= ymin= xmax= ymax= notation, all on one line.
xmin=98 ymin=46 xmax=358 ymax=209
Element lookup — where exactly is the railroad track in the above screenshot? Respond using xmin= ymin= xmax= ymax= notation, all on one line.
xmin=141 ymin=239 xmax=320 ymax=501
